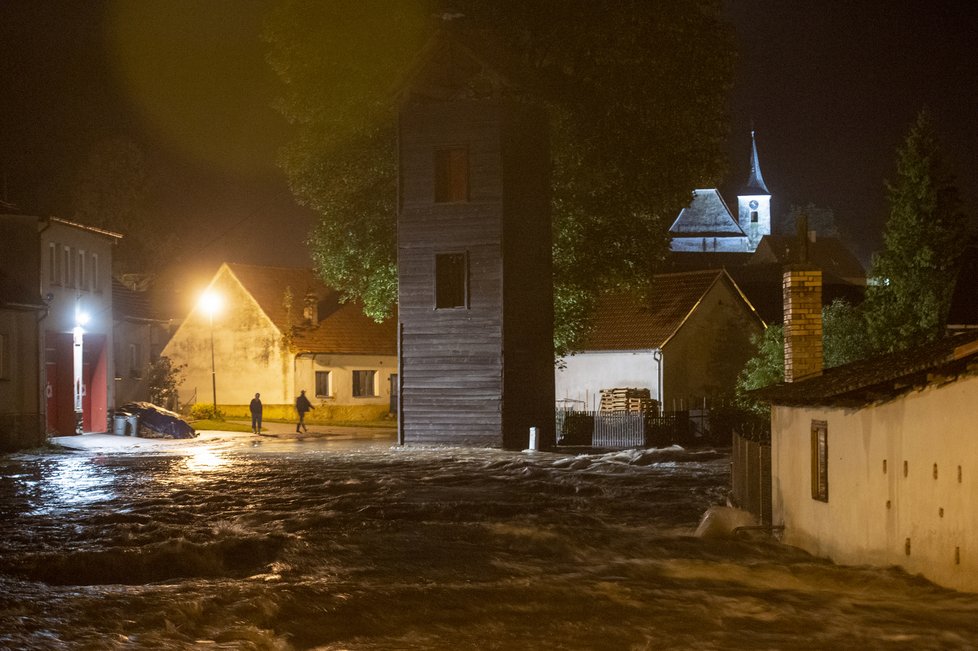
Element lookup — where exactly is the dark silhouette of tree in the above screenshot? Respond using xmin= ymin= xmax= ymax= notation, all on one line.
xmin=264 ymin=0 xmax=735 ymax=353
xmin=71 ymin=137 xmax=177 ymax=277
xmin=864 ymin=110 xmax=967 ymax=352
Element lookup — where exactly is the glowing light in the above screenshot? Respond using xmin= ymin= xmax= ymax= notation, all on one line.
xmin=76 ymin=311 xmax=91 ymax=327
xmin=183 ymin=448 xmax=230 ymax=473
xmin=199 ymin=290 xmax=223 ymax=318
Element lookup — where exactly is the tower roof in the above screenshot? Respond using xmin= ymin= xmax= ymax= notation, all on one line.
xmin=742 ymin=131 xmax=770 ymax=195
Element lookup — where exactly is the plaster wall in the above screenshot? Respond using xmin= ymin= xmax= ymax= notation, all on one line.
xmin=295 ymin=353 xmax=396 ymax=407
xmin=772 ymin=373 xmax=978 ymax=592
xmin=555 ymin=350 xmax=660 ymax=411
xmin=39 ymin=222 xmax=116 ymax=432
xmin=670 ymin=236 xmax=749 ymax=253
xmin=162 ymin=274 xmax=291 ymax=407
xmin=661 ymin=279 xmax=763 ymax=410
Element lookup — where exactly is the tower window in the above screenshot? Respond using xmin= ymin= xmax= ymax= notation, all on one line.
xmin=435 ymin=252 xmax=468 ymax=309
xmin=434 ymin=147 xmax=469 ymax=203
xmin=751 ymin=211 xmax=759 ymax=223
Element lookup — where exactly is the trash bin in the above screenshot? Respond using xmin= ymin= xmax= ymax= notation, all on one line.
xmin=127 ymin=414 xmax=139 ymax=436
xmin=112 ymin=414 xmax=126 ymax=436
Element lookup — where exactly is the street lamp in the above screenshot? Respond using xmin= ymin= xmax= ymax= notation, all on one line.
xmin=73 ymin=309 xmax=90 ymax=434
xmin=199 ymin=290 xmax=222 ymax=414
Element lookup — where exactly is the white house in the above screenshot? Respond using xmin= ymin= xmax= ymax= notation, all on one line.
xmin=161 ymin=263 xmax=397 ymax=416
xmin=556 ymin=270 xmax=765 ymax=412
xmin=759 ymin=263 xmax=978 ymax=593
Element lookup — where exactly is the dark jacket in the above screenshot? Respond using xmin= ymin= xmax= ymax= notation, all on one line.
xmin=249 ymin=398 xmax=262 ymax=416
xmin=295 ymin=394 xmax=312 ymax=414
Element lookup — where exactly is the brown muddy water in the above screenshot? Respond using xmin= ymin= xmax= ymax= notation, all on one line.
xmin=2 ymin=433 xmax=978 ymax=649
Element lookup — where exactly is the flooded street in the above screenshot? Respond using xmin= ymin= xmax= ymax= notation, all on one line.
xmin=3 ymin=433 xmax=978 ymax=650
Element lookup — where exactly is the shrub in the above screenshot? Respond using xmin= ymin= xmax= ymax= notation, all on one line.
xmin=190 ymin=403 xmax=223 ymax=421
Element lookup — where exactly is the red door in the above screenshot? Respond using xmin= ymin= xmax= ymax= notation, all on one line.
xmin=45 ymin=332 xmax=74 ymax=435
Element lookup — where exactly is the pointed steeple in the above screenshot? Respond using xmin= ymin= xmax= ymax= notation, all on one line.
xmin=743 ymin=130 xmax=770 ymax=195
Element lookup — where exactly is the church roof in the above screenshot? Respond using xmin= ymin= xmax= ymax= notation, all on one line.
xmin=575 ymin=269 xmax=761 ymax=351
xmin=741 ymin=131 xmax=770 ymax=195
xmin=669 ymin=189 xmax=745 ymax=238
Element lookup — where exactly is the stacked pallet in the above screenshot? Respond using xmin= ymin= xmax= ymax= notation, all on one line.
xmin=599 ymin=388 xmax=658 ymax=415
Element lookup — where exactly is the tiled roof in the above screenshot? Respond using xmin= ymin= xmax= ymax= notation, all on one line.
xmin=112 ymin=278 xmax=165 ymax=321
xmin=225 ymin=263 xmax=396 ymax=356
xmin=948 ymin=245 xmax=978 ymax=328
xmin=0 ymin=270 xmax=44 ymax=309
xmin=669 ymin=189 xmax=746 ymax=238
xmin=577 ymin=269 xmax=759 ymax=350
xmin=749 ymin=235 xmax=866 ymax=284
xmin=756 ymin=330 xmax=978 ymax=407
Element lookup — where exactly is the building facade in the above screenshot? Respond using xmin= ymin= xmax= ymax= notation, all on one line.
xmin=161 ymin=263 xmax=397 ymax=416
xmin=397 ymin=34 xmax=554 ymax=449
xmin=38 ymin=217 xmax=120 ymax=435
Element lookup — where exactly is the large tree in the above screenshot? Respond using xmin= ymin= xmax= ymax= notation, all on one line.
xmin=264 ymin=0 xmax=735 ymax=353
xmin=864 ymin=110 xmax=967 ymax=352
xmin=71 ymin=137 xmax=178 ymax=277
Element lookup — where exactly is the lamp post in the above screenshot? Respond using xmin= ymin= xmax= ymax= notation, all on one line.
xmin=199 ymin=290 xmax=222 ymax=414
xmin=73 ymin=309 xmax=90 ymax=434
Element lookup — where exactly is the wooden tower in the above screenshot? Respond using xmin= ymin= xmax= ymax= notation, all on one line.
xmin=397 ymin=34 xmax=554 ymax=449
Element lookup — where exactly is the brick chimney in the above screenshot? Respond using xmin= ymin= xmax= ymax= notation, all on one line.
xmin=783 ymin=215 xmax=823 ymax=382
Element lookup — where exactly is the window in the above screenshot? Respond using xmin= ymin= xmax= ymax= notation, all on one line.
xmin=435 ymin=252 xmax=468 ymax=309
xmin=78 ymin=250 xmax=87 ymax=291
xmin=811 ymin=420 xmax=828 ymax=502
xmin=128 ymin=343 xmax=142 ymax=378
xmin=91 ymin=253 xmax=100 ymax=292
xmin=352 ymin=370 xmax=377 ymax=398
xmin=434 ymin=147 xmax=468 ymax=203
xmin=315 ymin=370 xmax=332 ymax=397
xmin=0 ymin=333 xmax=8 ymax=380
xmin=62 ymin=245 xmax=72 ymax=287
xmin=48 ymin=243 xmax=58 ymax=284
xmin=750 ymin=211 xmax=759 ymax=223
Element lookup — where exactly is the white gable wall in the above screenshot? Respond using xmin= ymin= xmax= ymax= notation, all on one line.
xmin=772 ymin=373 xmax=978 ymax=592
xmin=670 ymin=236 xmax=750 ymax=253
xmin=555 ymin=350 xmax=660 ymax=411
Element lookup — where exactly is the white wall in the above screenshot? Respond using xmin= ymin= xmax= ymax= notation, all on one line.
xmin=555 ymin=350 xmax=660 ymax=411
xmin=295 ymin=353 xmax=396 ymax=407
xmin=670 ymin=236 xmax=749 ymax=253
xmin=772 ymin=373 xmax=978 ymax=592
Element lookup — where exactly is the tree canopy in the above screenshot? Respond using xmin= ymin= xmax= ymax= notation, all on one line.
xmin=264 ymin=0 xmax=735 ymax=353
xmin=864 ymin=109 xmax=967 ymax=352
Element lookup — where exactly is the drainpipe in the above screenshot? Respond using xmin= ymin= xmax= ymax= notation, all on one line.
xmin=653 ymin=349 xmax=663 ymax=416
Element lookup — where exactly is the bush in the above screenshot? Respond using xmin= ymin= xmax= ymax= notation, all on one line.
xmin=190 ymin=403 xmax=223 ymax=421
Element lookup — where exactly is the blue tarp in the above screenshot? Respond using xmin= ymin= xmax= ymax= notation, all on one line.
xmin=116 ymin=402 xmax=196 ymax=439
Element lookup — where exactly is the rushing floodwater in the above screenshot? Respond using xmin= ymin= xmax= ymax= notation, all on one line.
xmin=2 ymin=433 xmax=978 ymax=650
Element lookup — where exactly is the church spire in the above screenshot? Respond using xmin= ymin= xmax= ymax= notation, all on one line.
xmin=743 ymin=130 xmax=770 ymax=195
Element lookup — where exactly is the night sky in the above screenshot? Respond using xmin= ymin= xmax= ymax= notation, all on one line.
xmin=2 ymin=1 xmax=977 ymax=273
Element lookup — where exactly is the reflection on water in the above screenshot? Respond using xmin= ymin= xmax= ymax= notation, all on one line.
xmin=2 ymin=442 xmax=978 ymax=649
xmin=31 ymin=455 xmax=116 ymax=515
xmin=182 ymin=448 xmax=231 ymax=474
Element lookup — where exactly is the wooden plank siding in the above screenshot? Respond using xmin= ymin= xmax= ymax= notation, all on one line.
xmin=398 ymin=98 xmax=554 ymax=448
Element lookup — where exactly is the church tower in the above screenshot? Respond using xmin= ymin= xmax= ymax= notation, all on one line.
xmin=737 ymin=131 xmax=771 ymax=251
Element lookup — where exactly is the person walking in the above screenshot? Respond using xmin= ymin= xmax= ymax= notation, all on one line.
xmin=249 ymin=392 xmax=263 ymax=434
xmin=295 ymin=389 xmax=312 ymax=433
